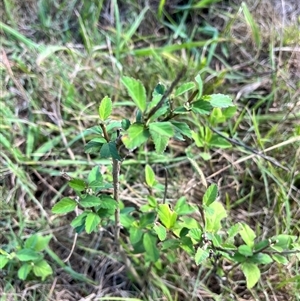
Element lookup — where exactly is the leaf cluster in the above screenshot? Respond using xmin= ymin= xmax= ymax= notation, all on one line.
xmin=50 ymin=74 xmax=300 ymax=290
xmin=0 ymin=234 xmax=52 ymax=281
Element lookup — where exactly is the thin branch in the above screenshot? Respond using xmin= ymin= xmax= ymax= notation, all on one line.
xmin=208 ymin=125 xmax=290 ymax=171
xmin=112 ymin=158 xmax=121 ymax=245
xmin=100 ymin=123 xmax=110 ymax=142
xmin=146 ymin=66 xmax=187 ymax=121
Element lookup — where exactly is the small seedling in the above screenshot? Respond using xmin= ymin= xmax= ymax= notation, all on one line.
xmin=0 ymin=234 xmax=53 ymax=281
xmin=52 ymin=71 xmax=299 ymax=289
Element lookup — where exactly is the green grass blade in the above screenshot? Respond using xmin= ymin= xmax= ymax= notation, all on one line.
xmin=45 ymin=247 xmax=96 ymax=285
xmin=119 ymin=6 xmax=149 ymax=51
xmin=130 ymin=39 xmax=224 ymax=56
xmin=0 ymin=21 xmax=39 ymax=50
xmin=113 ymin=0 xmax=121 ymax=61
xmin=76 ymin=11 xmax=92 ymax=53
xmin=158 ymin=0 xmax=166 ymax=19
xmin=241 ymin=2 xmax=261 ymax=48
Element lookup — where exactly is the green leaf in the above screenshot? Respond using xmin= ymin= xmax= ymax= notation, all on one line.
xmin=195 ymin=247 xmax=210 ymax=265
xmin=223 ymin=106 xmax=237 ymax=119
xmin=88 ymin=180 xmax=106 ymax=189
xmin=209 ymin=135 xmax=232 ymax=149
xmin=145 ymin=164 xmax=156 ymax=187
xmin=34 ymin=235 xmax=52 ymax=252
xmin=195 ymin=74 xmax=203 ymax=98
xmin=241 ymin=262 xmax=261 ymax=289
xmin=147 ymin=196 xmax=157 ymax=207
xmin=199 ymin=152 xmax=211 ymax=160
xmin=100 ymin=142 xmax=121 ymax=160
xmin=121 ymin=118 xmax=131 ymax=130
xmin=173 ymin=106 xmax=189 ymax=114
xmin=171 ymin=121 xmax=192 ymax=139
xmin=25 ymin=234 xmax=51 ymax=252
xmin=16 ymin=249 xmax=42 ymax=262
xmin=18 ymin=263 xmax=32 ymax=280
xmin=149 ymin=122 xmax=174 ymax=153
xmin=74 ymin=222 xmax=86 ymax=234
xmin=210 ymin=233 xmax=222 ymax=247
xmin=121 ymin=76 xmax=147 ymax=112
xmin=149 ymin=122 xmax=174 ymax=137
xmin=120 ymin=210 xmax=136 ymax=228
xmin=191 ymin=100 xmax=212 ymax=115
xmin=139 ymin=212 xmax=156 ymax=227
xmin=271 ymin=234 xmax=294 ymax=251
xmin=80 ymin=195 xmax=102 ymax=208
xmin=99 ymin=195 xmax=117 ymax=209
xmin=108 ymin=142 xmax=121 ymax=160
xmin=154 ymin=83 xmax=165 ymax=95
xmin=0 ymin=255 xmax=9 ymax=268
xmin=250 ymin=253 xmax=273 ymax=264
xmin=106 ymin=121 xmax=122 ymax=133
xmin=88 ymin=166 xmax=103 ymax=185
xmin=174 ymin=82 xmax=195 ymax=97
xmin=209 ymin=94 xmax=234 ymax=108
xmin=143 ymin=232 xmax=159 ymax=262
xmin=205 ymin=201 xmax=227 ymax=232
xmin=96 ymin=207 xmax=114 ymax=218
xmin=272 ymin=254 xmax=289 ymax=265
xmin=238 ymin=245 xmax=253 ymax=256
xmin=191 ymin=130 xmax=204 ymax=147
xmin=148 ymin=83 xmax=165 ymax=111
xmin=174 ymin=197 xmax=196 ymax=215
xmin=33 ymin=259 xmax=53 ymax=281
xmin=70 ymin=212 xmax=88 ymax=228
xmin=136 ymin=109 xmax=143 ymax=123
xmin=179 ymin=227 xmax=189 ymax=238
xmin=154 ymin=224 xmax=167 ymax=241
xmin=122 ymin=123 xmax=150 ymax=149
xmin=84 ymin=125 xmax=103 ymax=136
xmin=150 ymin=133 xmax=169 ymax=154
xmin=189 ymin=228 xmax=202 ymax=241
xmin=161 ymin=239 xmax=180 ymax=250
xmin=99 ymin=96 xmax=112 ymax=121
xmin=231 ymin=252 xmax=247 ymax=263
xmin=99 ymin=143 xmax=110 ymax=159
xmin=180 ymin=236 xmax=194 ymax=254
xmin=69 ymin=178 xmax=86 ymax=191
xmin=158 ymin=204 xmax=177 ymax=229
xmin=52 ymin=197 xmax=77 ymax=214
xmin=253 ymin=240 xmax=270 ymax=252
xmin=179 ymin=216 xmax=201 ymax=229
xmin=203 ymin=184 xmax=218 ymax=206
xmin=239 ymin=223 xmax=256 ymax=248
xmin=209 ymin=108 xmax=226 ymax=124
xmin=85 ymin=212 xmax=101 ymax=234
xmin=129 ymin=227 xmax=144 ymax=245
xmin=228 ymin=224 xmax=240 ymax=238
xmin=84 ymin=137 xmax=106 ymax=154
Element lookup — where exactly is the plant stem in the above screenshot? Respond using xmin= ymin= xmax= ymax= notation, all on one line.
xmin=112 ymin=158 xmax=121 ymax=245
xmin=100 ymin=123 xmax=110 ymax=142
xmin=112 ymin=158 xmax=144 ymax=287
